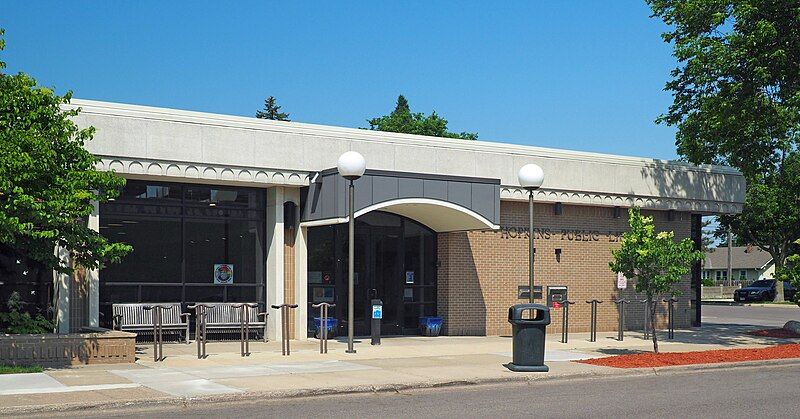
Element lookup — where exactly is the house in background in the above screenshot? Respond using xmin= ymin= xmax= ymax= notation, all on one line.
xmin=703 ymin=246 xmax=775 ymax=283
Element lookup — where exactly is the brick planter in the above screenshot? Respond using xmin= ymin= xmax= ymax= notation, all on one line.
xmin=0 ymin=328 xmax=136 ymax=367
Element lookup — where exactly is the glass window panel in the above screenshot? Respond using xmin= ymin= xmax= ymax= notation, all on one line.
xmin=185 ymin=286 xmax=225 ymax=303
xmin=185 ymin=185 xmax=263 ymax=209
xmin=140 ymin=285 xmax=182 ymax=303
xmin=307 ymin=226 xmax=335 ymax=284
xmin=100 ymin=181 xmax=266 ymax=310
xmin=100 ymin=216 xmax=181 ymax=283
xmin=225 ymin=286 xmax=261 ymax=304
xmin=185 ymin=219 xmax=263 ymax=285
xmin=101 ymin=285 xmax=139 ymax=304
xmin=186 ymin=220 xmax=225 ymax=284
xmin=118 ymin=182 xmax=182 ymax=202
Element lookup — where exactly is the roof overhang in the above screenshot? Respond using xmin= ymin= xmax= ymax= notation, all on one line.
xmin=300 ymin=169 xmax=501 ymax=232
xmin=355 ymin=198 xmax=498 ymax=232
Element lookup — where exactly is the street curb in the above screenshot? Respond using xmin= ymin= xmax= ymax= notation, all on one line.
xmin=701 ymin=300 xmax=740 ymax=306
xmin=742 ymin=303 xmax=800 ymax=309
xmin=702 ymin=300 xmax=800 ymax=308
xmin=3 ymin=358 xmax=800 ymax=415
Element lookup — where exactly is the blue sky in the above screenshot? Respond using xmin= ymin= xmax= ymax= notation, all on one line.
xmin=2 ymin=1 xmax=680 ymax=159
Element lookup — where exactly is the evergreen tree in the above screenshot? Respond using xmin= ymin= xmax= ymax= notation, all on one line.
xmin=256 ymin=96 xmax=290 ymax=121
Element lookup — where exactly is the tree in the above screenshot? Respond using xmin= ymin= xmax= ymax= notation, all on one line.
xmin=367 ymin=95 xmax=477 ymax=140
xmin=609 ymin=208 xmax=704 ymax=353
xmin=255 ymin=96 xmax=290 ymax=121
xmin=648 ymin=0 xmax=800 ymax=301
xmin=776 ymin=239 xmax=800 ymax=303
xmin=0 ymin=29 xmax=131 ymax=312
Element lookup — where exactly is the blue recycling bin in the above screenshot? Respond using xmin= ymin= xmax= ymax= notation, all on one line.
xmin=313 ymin=317 xmax=338 ymax=339
xmin=419 ymin=316 xmax=443 ymax=336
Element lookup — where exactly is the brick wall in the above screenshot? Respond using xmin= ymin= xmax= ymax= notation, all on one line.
xmin=437 ymin=202 xmax=693 ymax=336
xmin=0 ymin=330 xmax=136 ymax=367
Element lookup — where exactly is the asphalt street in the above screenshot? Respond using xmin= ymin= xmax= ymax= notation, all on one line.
xmin=38 ymin=363 xmax=799 ymax=419
xmin=702 ymin=304 xmax=799 ymax=328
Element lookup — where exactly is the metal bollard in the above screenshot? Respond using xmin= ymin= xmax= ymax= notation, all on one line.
xmin=271 ymin=304 xmax=299 ymax=356
xmin=663 ymin=297 xmax=677 ymax=339
xmin=639 ymin=299 xmax=651 ymax=340
xmin=614 ymin=299 xmax=629 ymax=341
xmin=143 ymin=304 xmax=171 ymax=362
xmin=312 ymin=302 xmax=336 ymax=354
xmin=560 ymin=300 xmax=575 ymax=343
xmin=233 ymin=303 xmax=259 ymax=357
xmin=188 ymin=303 xmax=212 ymax=359
xmin=586 ymin=300 xmax=602 ymax=342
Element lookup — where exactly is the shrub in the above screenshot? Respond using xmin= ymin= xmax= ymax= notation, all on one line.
xmin=0 ymin=292 xmax=54 ymax=334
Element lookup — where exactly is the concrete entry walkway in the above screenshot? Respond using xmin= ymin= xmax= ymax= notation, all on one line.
xmin=0 ymin=326 xmax=795 ymax=414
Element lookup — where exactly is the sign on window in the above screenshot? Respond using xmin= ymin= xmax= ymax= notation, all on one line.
xmin=214 ymin=264 xmax=234 ymax=284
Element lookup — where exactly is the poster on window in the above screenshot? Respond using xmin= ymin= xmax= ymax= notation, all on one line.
xmin=313 ymin=286 xmax=335 ymax=303
xmin=309 ymin=271 xmax=323 ymax=284
xmin=405 ymin=271 xmax=415 ymax=284
xmin=214 ymin=264 xmax=234 ymax=284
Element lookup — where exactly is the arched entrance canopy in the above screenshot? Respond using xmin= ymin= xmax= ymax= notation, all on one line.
xmin=354 ymin=198 xmax=496 ymax=232
xmin=301 ymin=169 xmax=500 ymax=232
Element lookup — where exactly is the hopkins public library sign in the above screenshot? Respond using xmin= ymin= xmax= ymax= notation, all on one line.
xmin=491 ymin=226 xmax=625 ymax=243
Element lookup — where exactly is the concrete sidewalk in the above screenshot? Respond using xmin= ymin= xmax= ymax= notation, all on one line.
xmin=0 ymin=325 xmax=794 ymax=415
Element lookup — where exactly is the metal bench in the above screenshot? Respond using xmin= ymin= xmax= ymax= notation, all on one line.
xmin=112 ymin=303 xmax=190 ymax=344
xmin=199 ymin=303 xmax=268 ymax=342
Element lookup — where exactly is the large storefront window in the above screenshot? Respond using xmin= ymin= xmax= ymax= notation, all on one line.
xmin=307 ymin=212 xmax=437 ymax=336
xmin=99 ymin=181 xmax=266 ymax=326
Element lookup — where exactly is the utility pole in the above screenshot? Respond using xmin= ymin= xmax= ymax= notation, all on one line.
xmin=727 ymin=227 xmax=733 ymax=286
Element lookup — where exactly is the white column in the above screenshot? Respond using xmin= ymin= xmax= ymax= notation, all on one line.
xmin=54 ymin=247 xmax=70 ymax=334
xmin=88 ymin=201 xmax=100 ymax=327
xmin=266 ymin=187 xmax=285 ymax=341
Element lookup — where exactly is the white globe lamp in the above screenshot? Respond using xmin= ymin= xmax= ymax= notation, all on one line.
xmin=518 ymin=163 xmax=544 ymax=190
xmin=337 ymin=151 xmax=367 ymax=180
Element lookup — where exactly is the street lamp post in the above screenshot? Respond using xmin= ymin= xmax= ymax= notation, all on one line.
xmin=337 ymin=151 xmax=366 ymax=354
xmin=518 ymin=164 xmax=544 ymax=303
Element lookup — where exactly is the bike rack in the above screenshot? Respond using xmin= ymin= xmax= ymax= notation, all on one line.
xmin=614 ymin=299 xmax=629 ymax=341
xmin=639 ymin=299 xmax=651 ymax=340
xmin=663 ymin=297 xmax=678 ymax=339
xmin=233 ymin=303 xmax=259 ymax=357
xmin=560 ymin=300 xmax=575 ymax=343
xmin=271 ymin=304 xmax=299 ymax=356
xmin=586 ymin=299 xmax=602 ymax=342
xmin=312 ymin=302 xmax=336 ymax=354
xmin=187 ymin=303 xmax=213 ymax=359
xmin=143 ymin=304 xmax=173 ymax=362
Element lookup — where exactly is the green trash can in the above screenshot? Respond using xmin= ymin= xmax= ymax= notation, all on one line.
xmin=506 ymin=303 xmax=550 ymax=372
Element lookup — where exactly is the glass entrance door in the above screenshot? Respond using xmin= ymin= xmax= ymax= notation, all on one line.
xmin=354 ymin=222 xmax=403 ymax=335
xmin=306 ymin=211 xmax=437 ymax=337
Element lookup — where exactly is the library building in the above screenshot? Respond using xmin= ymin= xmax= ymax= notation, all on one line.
xmin=53 ymin=100 xmax=745 ymax=340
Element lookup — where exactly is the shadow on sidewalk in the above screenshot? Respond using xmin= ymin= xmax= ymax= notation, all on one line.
xmin=653 ymin=322 xmax=794 ymax=348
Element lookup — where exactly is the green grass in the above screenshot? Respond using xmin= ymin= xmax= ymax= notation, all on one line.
xmin=0 ymin=364 xmax=43 ymax=374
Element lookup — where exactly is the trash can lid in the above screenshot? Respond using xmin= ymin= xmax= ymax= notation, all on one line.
xmin=508 ymin=303 xmax=551 ymax=323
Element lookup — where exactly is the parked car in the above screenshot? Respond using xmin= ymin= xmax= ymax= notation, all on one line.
xmin=733 ymin=279 xmax=796 ymax=302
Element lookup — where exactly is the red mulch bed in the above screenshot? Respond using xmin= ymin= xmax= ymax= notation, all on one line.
xmin=576 ymin=344 xmax=800 ymax=369
xmin=745 ymin=328 xmax=800 ymax=339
